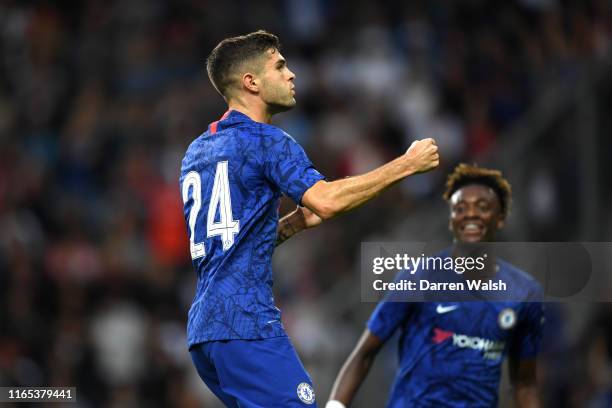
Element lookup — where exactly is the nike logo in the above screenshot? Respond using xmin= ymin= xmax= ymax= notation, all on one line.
xmin=266 ymin=320 xmax=279 ymax=324
xmin=436 ymin=304 xmax=459 ymax=314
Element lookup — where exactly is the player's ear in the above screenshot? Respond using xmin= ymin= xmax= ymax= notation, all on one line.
xmin=242 ymin=72 xmax=259 ymax=93
xmin=496 ymin=217 xmax=505 ymax=230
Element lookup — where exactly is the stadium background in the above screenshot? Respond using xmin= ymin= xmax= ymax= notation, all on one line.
xmin=1 ymin=0 xmax=611 ymax=406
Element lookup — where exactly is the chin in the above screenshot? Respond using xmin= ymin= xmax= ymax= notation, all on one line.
xmin=270 ymin=100 xmax=295 ymax=114
xmin=458 ymin=235 xmax=485 ymax=243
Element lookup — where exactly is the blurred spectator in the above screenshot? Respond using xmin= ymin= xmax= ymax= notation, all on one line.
xmin=0 ymin=0 xmax=610 ymax=406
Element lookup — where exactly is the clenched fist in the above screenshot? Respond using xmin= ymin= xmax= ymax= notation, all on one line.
xmin=405 ymin=138 xmax=439 ymax=174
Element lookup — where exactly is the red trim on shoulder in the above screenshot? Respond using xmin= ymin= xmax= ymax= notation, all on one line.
xmin=209 ymin=121 xmax=219 ymax=134
xmin=209 ymin=110 xmax=232 ymax=135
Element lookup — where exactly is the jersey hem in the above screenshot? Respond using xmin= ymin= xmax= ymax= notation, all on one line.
xmin=188 ymin=333 xmax=289 ymax=350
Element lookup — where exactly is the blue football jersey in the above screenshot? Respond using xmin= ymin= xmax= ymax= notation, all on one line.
xmin=180 ymin=110 xmax=325 ymax=347
xmin=368 ymin=256 xmax=544 ymax=407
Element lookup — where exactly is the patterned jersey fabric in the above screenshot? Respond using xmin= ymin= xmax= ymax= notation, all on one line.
xmin=180 ymin=110 xmax=325 ymax=347
xmin=368 ymin=252 xmax=544 ymax=407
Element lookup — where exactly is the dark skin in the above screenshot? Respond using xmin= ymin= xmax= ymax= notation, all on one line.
xmin=449 ymin=184 xmax=503 ymax=280
xmin=328 ymin=183 xmax=540 ymax=407
xmin=449 ymin=183 xmax=504 ymax=243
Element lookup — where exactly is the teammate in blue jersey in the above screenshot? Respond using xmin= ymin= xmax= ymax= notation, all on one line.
xmin=179 ymin=30 xmax=440 ymax=407
xmin=327 ymin=164 xmax=544 ymax=408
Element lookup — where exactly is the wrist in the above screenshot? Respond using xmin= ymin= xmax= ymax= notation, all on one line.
xmin=326 ymin=401 xmax=346 ymax=408
xmin=289 ymin=209 xmax=307 ymax=231
xmin=393 ymin=155 xmax=416 ymax=179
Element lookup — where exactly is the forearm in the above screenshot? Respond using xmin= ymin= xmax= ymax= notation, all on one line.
xmin=308 ymin=156 xmax=416 ymax=219
xmin=329 ymin=352 xmax=375 ymax=405
xmin=275 ymin=209 xmax=306 ymax=246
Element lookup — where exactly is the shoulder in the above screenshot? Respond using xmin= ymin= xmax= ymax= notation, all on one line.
xmin=498 ymin=259 xmax=544 ymax=299
xmin=232 ymin=119 xmax=284 ymax=136
xmin=259 ymin=123 xmax=296 ymax=143
xmin=182 ymin=131 xmax=208 ymax=160
xmin=234 ymin=122 xmax=295 ymax=149
xmin=498 ymin=259 xmax=538 ymax=286
xmin=257 ymin=125 xmax=306 ymax=161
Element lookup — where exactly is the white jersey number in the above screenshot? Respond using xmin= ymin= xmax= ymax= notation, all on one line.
xmin=207 ymin=161 xmax=240 ymax=251
xmin=182 ymin=161 xmax=240 ymax=259
xmin=182 ymin=171 xmax=206 ymax=259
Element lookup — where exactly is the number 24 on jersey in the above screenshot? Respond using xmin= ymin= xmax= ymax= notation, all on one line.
xmin=182 ymin=161 xmax=240 ymax=259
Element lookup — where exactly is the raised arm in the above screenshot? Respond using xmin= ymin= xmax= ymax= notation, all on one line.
xmin=327 ymin=329 xmax=384 ymax=407
xmin=302 ymin=138 xmax=439 ymax=220
xmin=275 ymin=138 xmax=437 ymax=245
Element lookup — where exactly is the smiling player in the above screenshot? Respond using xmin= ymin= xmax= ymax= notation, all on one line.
xmin=327 ymin=164 xmax=544 ymax=408
xmin=179 ymin=30 xmax=439 ymax=407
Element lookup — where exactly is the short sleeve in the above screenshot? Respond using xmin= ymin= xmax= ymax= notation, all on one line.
xmin=367 ymin=300 xmax=414 ymax=343
xmin=367 ymin=268 xmax=420 ymax=342
xmin=262 ymin=129 xmax=325 ymax=204
xmin=509 ymin=299 xmax=545 ymax=359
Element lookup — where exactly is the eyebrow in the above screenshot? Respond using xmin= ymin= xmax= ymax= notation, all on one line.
xmin=453 ymin=198 xmax=490 ymax=205
xmin=275 ymin=59 xmax=286 ymax=68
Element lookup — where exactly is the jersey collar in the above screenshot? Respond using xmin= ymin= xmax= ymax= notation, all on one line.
xmin=208 ymin=110 xmax=254 ymax=134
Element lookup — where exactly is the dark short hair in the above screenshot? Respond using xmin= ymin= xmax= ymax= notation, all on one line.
xmin=206 ymin=30 xmax=280 ymax=98
xmin=443 ymin=163 xmax=512 ymax=218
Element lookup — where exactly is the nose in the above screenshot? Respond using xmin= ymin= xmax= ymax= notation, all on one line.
xmin=288 ymin=69 xmax=295 ymax=81
xmin=464 ymin=205 xmax=477 ymax=218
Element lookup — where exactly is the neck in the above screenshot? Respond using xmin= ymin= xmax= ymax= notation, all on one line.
xmin=452 ymin=241 xmax=487 ymax=257
xmin=228 ymin=97 xmax=273 ymax=124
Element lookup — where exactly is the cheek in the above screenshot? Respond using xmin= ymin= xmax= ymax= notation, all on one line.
xmin=261 ymin=78 xmax=281 ymax=99
xmin=259 ymin=77 xmax=271 ymax=94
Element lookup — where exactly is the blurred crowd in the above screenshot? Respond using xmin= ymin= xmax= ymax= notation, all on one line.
xmin=1 ymin=0 xmax=611 ymax=406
